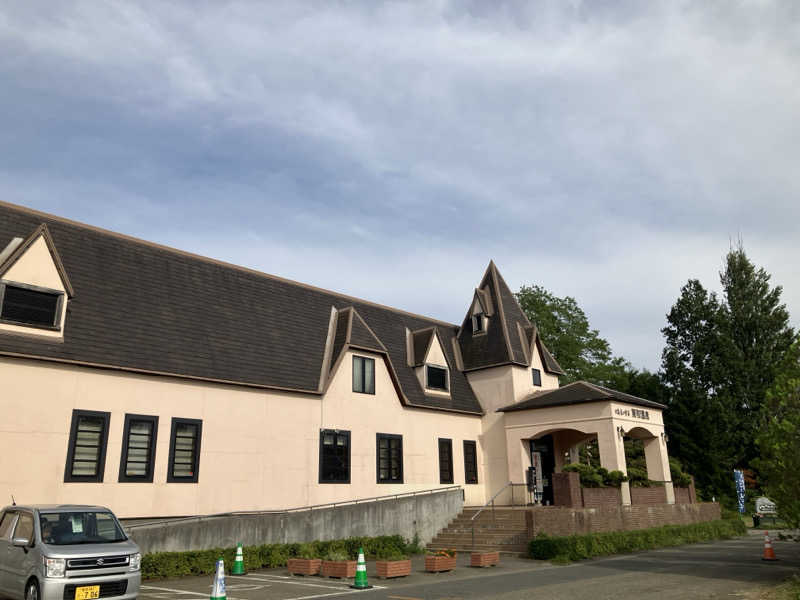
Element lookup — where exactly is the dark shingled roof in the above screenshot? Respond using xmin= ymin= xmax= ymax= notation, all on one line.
xmin=498 ymin=381 xmax=666 ymax=412
xmin=0 ymin=201 xmax=482 ymax=415
xmin=457 ymin=262 xmax=564 ymax=375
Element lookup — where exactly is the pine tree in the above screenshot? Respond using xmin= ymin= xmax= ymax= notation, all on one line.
xmin=661 ymin=245 xmax=795 ymax=499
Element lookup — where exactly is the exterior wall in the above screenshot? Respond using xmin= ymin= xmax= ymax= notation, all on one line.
xmin=467 ymin=357 xmax=559 ymax=504
xmin=0 ymin=235 xmax=67 ymax=338
xmin=467 ymin=366 xmax=516 ymax=504
xmin=322 ymin=350 xmax=484 ymax=507
xmin=0 ymin=351 xmax=484 ymax=519
xmin=524 ymin=502 xmax=721 ymax=539
xmin=127 ymin=487 xmax=463 ymax=554
xmin=527 ymin=343 xmax=559 ymax=390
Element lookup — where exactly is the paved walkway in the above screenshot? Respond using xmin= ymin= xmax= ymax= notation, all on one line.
xmin=139 ymin=535 xmax=800 ymax=600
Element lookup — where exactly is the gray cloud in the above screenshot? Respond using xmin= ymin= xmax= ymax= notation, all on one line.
xmin=1 ymin=1 xmax=798 ymax=370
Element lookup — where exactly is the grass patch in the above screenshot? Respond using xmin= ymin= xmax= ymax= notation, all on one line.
xmin=142 ymin=534 xmax=419 ymax=580
xmin=757 ymin=575 xmax=800 ymax=600
xmin=529 ymin=519 xmax=747 ymax=563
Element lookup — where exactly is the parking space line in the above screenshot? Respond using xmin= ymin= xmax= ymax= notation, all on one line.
xmin=141 ymin=585 xmax=211 ymax=596
xmin=140 ymin=585 xmax=246 ymax=600
xmin=228 ymin=575 xmax=363 ymax=591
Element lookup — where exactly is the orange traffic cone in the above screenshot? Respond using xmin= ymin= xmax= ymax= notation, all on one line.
xmin=762 ymin=531 xmax=778 ymax=561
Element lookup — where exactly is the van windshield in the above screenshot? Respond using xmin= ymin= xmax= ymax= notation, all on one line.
xmin=39 ymin=511 xmax=127 ymax=545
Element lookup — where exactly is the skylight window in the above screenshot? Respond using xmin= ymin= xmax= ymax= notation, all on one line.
xmin=0 ymin=282 xmax=63 ymax=329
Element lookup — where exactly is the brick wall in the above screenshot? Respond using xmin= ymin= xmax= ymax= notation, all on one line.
xmin=553 ymin=472 xmax=582 ymax=508
xmin=582 ymin=487 xmax=621 ymax=509
xmin=630 ymin=486 xmax=667 ymax=505
xmin=674 ymin=487 xmax=691 ymax=504
xmin=524 ymin=502 xmax=721 ymax=540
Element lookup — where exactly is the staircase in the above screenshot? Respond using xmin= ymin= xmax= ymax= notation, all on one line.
xmin=427 ymin=508 xmax=529 ymax=554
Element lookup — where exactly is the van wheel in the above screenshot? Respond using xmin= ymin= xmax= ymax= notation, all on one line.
xmin=25 ymin=580 xmax=39 ymax=600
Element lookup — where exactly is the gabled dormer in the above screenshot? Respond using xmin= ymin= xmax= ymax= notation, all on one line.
xmin=458 ymin=261 xmax=564 ymax=377
xmin=0 ymin=224 xmax=73 ymax=339
xmin=408 ymin=326 xmax=452 ymax=397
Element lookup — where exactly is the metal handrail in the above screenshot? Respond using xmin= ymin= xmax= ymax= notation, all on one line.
xmin=125 ymin=485 xmax=462 ymax=530
xmin=470 ymin=481 xmax=513 ymax=550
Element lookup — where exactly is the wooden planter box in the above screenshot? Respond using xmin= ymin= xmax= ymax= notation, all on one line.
xmin=375 ymin=559 xmax=412 ymax=579
xmin=470 ymin=551 xmax=500 ymax=568
xmin=425 ymin=555 xmax=457 ymax=573
xmin=287 ymin=558 xmax=322 ymax=576
xmin=321 ymin=560 xmax=356 ymax=579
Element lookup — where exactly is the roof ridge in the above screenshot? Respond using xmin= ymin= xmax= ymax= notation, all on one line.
xmin=0 ymin=200 xmax=459 ymax=329
xmin=487 ymin=261 xmax=516 ymax=364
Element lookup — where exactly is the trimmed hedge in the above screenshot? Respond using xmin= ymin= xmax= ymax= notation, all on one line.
xmin=529 ymin=519 xmax=746 ymax=562
xmin=142 ymin=534 xmax=412 ymax=580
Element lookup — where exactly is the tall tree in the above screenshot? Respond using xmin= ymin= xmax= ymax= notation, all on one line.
xmin=717 ymin=244 xmax=796 ymax=463
xmin=756 ymin=340 xmax=800 ymax=529
xmin=661 ymin=280 xmax=732 ymax=496
xmin=661 ymin=245 xmax=795 ymax=499
xmin=515 ymin=285 xmax=666 ymax=396
xmin=516 ymin=285 xmax=626 ymax=385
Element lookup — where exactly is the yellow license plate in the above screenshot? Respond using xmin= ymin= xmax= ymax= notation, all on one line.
xmin=75 ymin=586 xmax=100 ymax=600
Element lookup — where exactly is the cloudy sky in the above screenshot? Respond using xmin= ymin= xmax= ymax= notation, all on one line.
xmin=1 ymin=1 xmax=798 ymax=371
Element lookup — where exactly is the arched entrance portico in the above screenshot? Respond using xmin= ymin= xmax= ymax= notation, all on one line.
xmin=499 ymin=382 xmax=673 ymax=506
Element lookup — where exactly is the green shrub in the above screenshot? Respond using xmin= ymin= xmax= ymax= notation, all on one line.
xmin=324 ymin=549 xmax=349 ymax=562
xmin=529 ymin=519 xmax=747 ymax=562
xmin=563 ymin=463 xmax=604 ymax=487
xmin=375 ymin=547 xmax=408 ymax=561
xmin=141 ymin=533 xmax=417 ymax=580
xmin=605 ymin=470 xmax=628 ymax=487
xmin=562 ymin=463 xmax=629 ymax=488
xmin=295 ymin=543 xmax=316 ymax=559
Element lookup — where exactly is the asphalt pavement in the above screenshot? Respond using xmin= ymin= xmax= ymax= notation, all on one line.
xmin=139 ymin=535 xmax=800 ymax=600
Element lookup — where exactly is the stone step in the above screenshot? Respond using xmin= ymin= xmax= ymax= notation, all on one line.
xmin=427 ymin=544 xmax=529 ymax=554
xmin=431 ymin=536 xmax=527 ymax=546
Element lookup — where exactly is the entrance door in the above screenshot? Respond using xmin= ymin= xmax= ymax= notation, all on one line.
xmin=530 ymin=436 xmax=555 ymax=505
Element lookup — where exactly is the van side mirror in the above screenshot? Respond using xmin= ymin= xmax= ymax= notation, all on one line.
xmin=12 ymin=537 xmax=31 ymax=548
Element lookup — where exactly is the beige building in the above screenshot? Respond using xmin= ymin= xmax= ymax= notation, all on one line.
xmin=0 ymin=201 xmax=674 ymax=519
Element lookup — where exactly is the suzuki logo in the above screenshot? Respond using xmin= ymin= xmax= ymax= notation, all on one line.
xmin=96 ymin=559 xmax=104 ymax=566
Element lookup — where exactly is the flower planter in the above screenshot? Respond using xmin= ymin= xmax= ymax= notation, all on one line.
xmin=375 ymin=559 xmax=412 ymax=579
xmin=470 ymin=551 xmax=500 ymax=568
xmin=321 ymin=560 xmax=357 ymax=579
xmin=287 ymin=558 xmax=322 ymax=576
xmin=425 ymin=555 xmax=457 ymax=573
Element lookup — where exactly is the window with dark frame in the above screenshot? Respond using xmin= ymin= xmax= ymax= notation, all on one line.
xmin=532 ymin=368 xmax=542 ymax=387
xmin=167 ymin=418 xmax=202 ymax=483
xmin=376 ymin=433 xmax=403 ymax=483
xmin=64 ymin=410 xmax=110 ymax=483
xmin=118 ymin=414 xmax=158 ymax=483
xmin=426 ymin=365 xmax=448 ymax=391
xmin=471 ymin=313 xmax=484 ymax=332
xmin=353 ymin=355 xmax=375 ymax=394
xmin=463 ymin=440 xmax=478 ymax=484
xmin=319 ymin=429 xmax=351 ymax=483
xmin=438 ymin=438 xmax=453 ymax=484
xmin=0 ymin=282 xmax=63 ymax=329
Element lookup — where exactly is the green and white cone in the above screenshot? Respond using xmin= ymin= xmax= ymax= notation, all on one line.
xmin=210 ymin=558 xmax=226 ymax=600
xmin=231 ymin=543 xmax=246 ymax=575
xmin=350 ymin=547 xmax=372 ymax=590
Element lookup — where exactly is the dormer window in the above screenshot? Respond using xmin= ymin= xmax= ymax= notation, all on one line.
xmin=472 ymin=313 xmax=485 ymax=333
xmin=0 ymin=281 xmax=63 ymax=330
xmin=426 ymin=365 xmax=449 ymax=392
xmin=532 ymin=368 xmax=542 ymax=387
